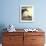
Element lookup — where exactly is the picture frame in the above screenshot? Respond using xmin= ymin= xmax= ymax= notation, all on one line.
xmin=20 ymin=5 xmax=34 ymax=22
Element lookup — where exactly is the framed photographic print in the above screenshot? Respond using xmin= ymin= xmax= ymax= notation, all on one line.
xmin=20 ymin=5 xmax=34 ymax=22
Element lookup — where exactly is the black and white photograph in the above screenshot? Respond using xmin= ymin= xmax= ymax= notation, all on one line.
xmin=20 ymin=5 xmax=34 ymax=22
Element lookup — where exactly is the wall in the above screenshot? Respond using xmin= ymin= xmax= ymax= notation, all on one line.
xmin=0 ymin=0 xmax=46 ymax=44
xmin=0 ymin=0 xmax=46 ymax=29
